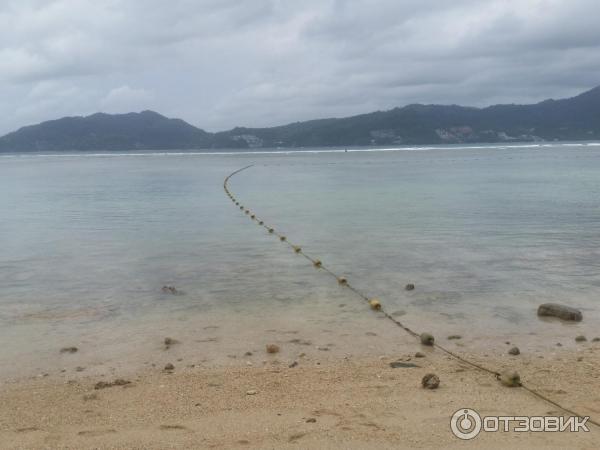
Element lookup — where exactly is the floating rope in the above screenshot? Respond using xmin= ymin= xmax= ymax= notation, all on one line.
xmin=224 ymin=164 xmax=599 ymax=428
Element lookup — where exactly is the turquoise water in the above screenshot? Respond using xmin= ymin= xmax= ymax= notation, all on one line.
xmin=1 ymin=143 xmax=599 ymax=379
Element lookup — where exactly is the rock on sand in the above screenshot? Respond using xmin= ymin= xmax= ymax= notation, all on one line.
xmin=537 ymin=303 xmax=582 ymax=322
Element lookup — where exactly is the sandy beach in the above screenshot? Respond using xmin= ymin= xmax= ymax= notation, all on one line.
xmin=1 ymin=340 xmax=599 ymax=449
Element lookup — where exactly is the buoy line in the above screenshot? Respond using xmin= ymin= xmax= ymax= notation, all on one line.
xmin=224 ymin=164 xmax=599 ymax=429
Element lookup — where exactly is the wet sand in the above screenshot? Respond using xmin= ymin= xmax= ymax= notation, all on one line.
xmin=1 ymin=343 xmax=599 ymax=449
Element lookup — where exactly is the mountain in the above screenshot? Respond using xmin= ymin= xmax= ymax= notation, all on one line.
xmin=1 ymin=86 xmax=600 ymax=152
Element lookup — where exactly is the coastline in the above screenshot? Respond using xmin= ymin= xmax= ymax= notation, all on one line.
xmin=1 ymin=345 xmax=599 ymax=449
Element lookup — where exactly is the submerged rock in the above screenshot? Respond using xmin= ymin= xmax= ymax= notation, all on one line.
xmin=575 ymin=335 xmax=587 ymax=343
xmin=537 ymin=303 xmax=582 ymax=322
xmin=415 ymin=352 xmax=426 ymax=358
xmin=164 ymin=363 xmax=175 ymax=371
xmin=508 ymin=347 xmax=520 ymax=355
xmin=405 ymin=284 xmax=415 ymax=291
xmin=266 ymin=344 xmax=280 ymax=354
xmin=161 ymin=286 xmax=182 ymax=295
xmin=164 ymin=337 xmax=180 ymax=348
xmin=421 ymin=373 xmax=440 ymax=389
xmin=60 ymin=346 xmax=78 ymax=354
xmin=390 ymin=361 xmax=419 ymax=368
xmin=447 ymin=335 xmax=462 ymax=340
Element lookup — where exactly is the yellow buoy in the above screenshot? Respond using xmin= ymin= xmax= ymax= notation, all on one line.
xmin=369 ymin=299 xmax=382 ymax=310
xmin=338 ymin=277 xmax=347 ymax=285
xmin=313 ymin=260 xmax=322 ymax=268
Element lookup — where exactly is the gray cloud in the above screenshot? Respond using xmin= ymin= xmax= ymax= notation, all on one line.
xmin=1 ymin=0 xmax=599 ymax=135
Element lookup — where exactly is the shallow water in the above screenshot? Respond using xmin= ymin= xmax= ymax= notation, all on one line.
xmin=1 ymin=143 xmax=599 ymax=379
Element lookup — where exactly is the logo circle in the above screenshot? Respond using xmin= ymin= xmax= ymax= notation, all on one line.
xmin=450 ymin=408 xmax=482 ymax=440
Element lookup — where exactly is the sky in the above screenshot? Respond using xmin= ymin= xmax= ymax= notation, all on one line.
xmin=1 ymin=0 xmax=599 ymax=135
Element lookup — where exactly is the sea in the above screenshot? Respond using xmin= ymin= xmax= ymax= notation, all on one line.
xmin=1 ymin=142 xmax=599 ymax=379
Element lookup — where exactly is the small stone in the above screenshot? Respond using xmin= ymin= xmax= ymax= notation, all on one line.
xmin=164 ymin=363 xmax=175 ymax=371
xmin=298 ymin=353 xmax=306 ymax=358
xmin=306 ymin=418 xmax=317 ymax=423
xmin=537 ymin=303 xmax=582 ymax=322
xmin=575 ymin=335 xmax=587 ymax=343
xmin=420 ymin=333 xmax=435 ymax=346
xmin=592 ymin=337 xmax=600 ymax=342
xmin=60 ymin=346 xmax=78 ymax=354
xmin=499 ymin=371 xmax=521 ymax=387
xmin=414 ymin=352 xmax=426 ymax=358
xmin=556 ymin=343 xmax=562 ymax=347
xmin=508 ymin=347 xmax=520 ymax=355
xmin=161 ymin=285 xmax=180 ymax=295
xmin=266 ymin=344 xmax=280 ymax=354
xmin=246 ymin=390 xmax=258 ymax=395
xmin=447 ymin=335 xmax=462 ymax=340
xmin=405 ymin=283 xmax=415 ymax=291
xmin=289 ymin=361 xmax=298 ymax=368
xmin=244 ymin=351 xmax=253 ymax=356
xmin=82 ymin=393 xmax=98 ymax=401
xmin=390 ymin=361 xmax=418 ymax=368
xmin=577 ymin=356 xmax=584 ymax=362
xmin=75 ymin=366 xmax=85 ymax=372
xmin=164 ymin=337 xmax=179 ymax=347
xmin=421 ymin=373 xmax=440 ymax=389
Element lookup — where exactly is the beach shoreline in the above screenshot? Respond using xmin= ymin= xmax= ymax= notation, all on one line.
xmin=2 ymin=344 xmax=599 ymax=449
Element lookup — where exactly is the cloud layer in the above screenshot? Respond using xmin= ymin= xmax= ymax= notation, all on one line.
xmin=1 ymin=0 xmax=599 ymax=134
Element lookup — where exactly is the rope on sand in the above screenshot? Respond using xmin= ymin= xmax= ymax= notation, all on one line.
xmin=223 ymin=164 xmax=599 ymax=429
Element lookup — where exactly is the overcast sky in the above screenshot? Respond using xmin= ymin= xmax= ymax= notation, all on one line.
xmin=1 ymin=0 xmax=599 ymax=135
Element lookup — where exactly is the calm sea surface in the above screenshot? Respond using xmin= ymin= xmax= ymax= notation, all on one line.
xmin=1 ymin=143 xmax=599 ymax=378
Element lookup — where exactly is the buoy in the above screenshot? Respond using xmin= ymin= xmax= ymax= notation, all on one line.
xmin=499 ymin=370 xmax=521 ymax=387
xmin=313 ymin=260 xmax=322 ymax=268
xmin=369 ymin=299 xmax=382 ymax=310
xmin=268 ymin=228 xmax=274 ymax=233
xmin=293 ymin=246 xmax=301 ymax=253
xmin=245 ymin=210 xmax=250 ymax=214
xmin=251 ymin=215 xmax=255 ymax=219
xmin=405 ymin=283 xmax=415 ymax=291
xmin=338 ymin=277 xmax=347 ymax=285
xmin=235 ymin=202 xmax=239 ymax=206
xmin=240 ymin=206 xmax=244 ymax=210
xmin=259 ymin=221 xmax=264 ymax=225
xmin=280 ymin=236 xmax=286 ymax=241
xmin=420 ymin=332 xmax=435 ymax=346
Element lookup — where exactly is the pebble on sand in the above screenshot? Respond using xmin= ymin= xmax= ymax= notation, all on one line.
xmin=246 ymin=390 xmax=258 ymax=395
xmin=508 ymin=347 xmax=520 ymax=355
xmin=306 ymin=418 xmax=317 ymax=423
xmin=447 ymin=335 xmax=462 ymax=340
xmin=164 ymin=337 xmax=180 ymax=349
xmin=421 ymin=373 xmax=440 ymax=389
xmin=94 ymin=379 xmax=131 ymax=390
xmin=575 ymin=335 xmax=587 ymax=343
xmin=266 ymin=344 xmax=280 ymax=354
xmin=60 ymin=346 xmax=78 ymax=354
xmin=164 ymin=363 xmax=175 ymax=371
xmin=420 ymin=333 xmax=435 ymax=346
xmin=537 ymin=303 xmax=582 ymax=322
xmin=415 ymin=352 xmax=426 ymax=358
xmin=405 ymin=283 xmax=415 ymax=291
xmin=592 ymin=337 xmax=600 ymax=342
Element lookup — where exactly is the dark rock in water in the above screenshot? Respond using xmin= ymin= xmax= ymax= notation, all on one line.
xmin=405 ymin=284 xmax=415 ymax=291
xmin=94 ymin=379 xmax=131 ymax=390
xmin=164 ymin=363 xmax=175 ymax=371
xmin=390 ymin=361 xmax=419 ymax=368
xmin=414 ymin=352 xmax=426 ymax=358
xmin=575 ymin=335 xmax=587 ymax=343
xmin=447 ymin=335 xmax=462 ymax=340
xmin=421 ymin=373 xmax=440 ymax=389
xmin=508 ymin=347 xmax=520 ymax=355
xmin=592 ymin=337 xmax=600 ymax=342
xmin=289 ymin=361 xmax=298 ymax=368
xmin=244 ymin=351 xmax=253 ymax=356
xmin=60 ymin=346 xmax=78 ymax=354
xmin=499 ymin=371 xmax=520 ymax=387
xmin=266 ymin=344 xmax=280 ymax=354
xmin=537 ymin=303 xmax=582 ymax=322
xmin=164 ymin=337 xmax=180 ymax=348
xmin=161 ymin=285 xmax=181 ymax=295
xmin=306 ymin=418 xmax=317 ymax=423
xmin=420 ymin=333 xmax=435 ymax=346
